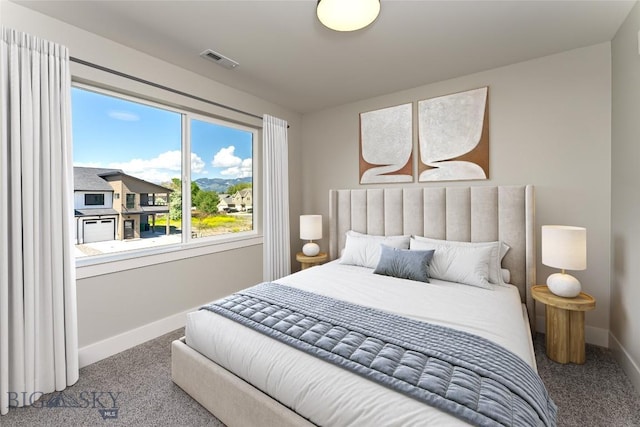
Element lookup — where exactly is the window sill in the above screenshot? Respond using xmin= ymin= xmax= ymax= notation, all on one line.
xmin=76 ymin=234 xmax=263 ymax=280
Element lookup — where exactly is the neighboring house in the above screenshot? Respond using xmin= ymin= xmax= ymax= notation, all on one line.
xmin=216 ymin=193 xmax=232 ymax=213
xmin=216 ymin=189 xmax=252 ymax=213
xmin=74 ymin=167 xmax=173 ymax=244
xmin=236 ymin=188 xmax=252 ymax=212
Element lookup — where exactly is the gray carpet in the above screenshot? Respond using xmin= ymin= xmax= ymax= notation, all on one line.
xmin=2 ymin=330 xmax=639 ymax=426
xmin=534 ymin=334 xmax=640 ymax=426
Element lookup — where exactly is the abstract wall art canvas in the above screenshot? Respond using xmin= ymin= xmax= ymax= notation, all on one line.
xmin=359 ymin=103 xmax=413 ymax=184
xmin=417 ymin=87 xmax=489 ymax=182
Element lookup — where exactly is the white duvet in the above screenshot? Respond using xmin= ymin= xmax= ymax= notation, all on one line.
xmin=186 ymin=261 xmax=535 ymax=427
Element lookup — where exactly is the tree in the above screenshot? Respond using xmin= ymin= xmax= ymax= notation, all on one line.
xmin=196 ymin=191 xmax=219 ymax=215
xmin=169 ymin=178 xmax=182 ymax=220
xmin=227 ymin=182 xmax=251 ymax=195
xmin=170 ymin=177 xmax=181 ymax=190
xmin=192 ymin=188 xmax=205 ymax=207
xmin=191 ymin=181 xmax=200 ymax=204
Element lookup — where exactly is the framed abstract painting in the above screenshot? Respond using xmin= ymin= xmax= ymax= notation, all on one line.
xmin=359 ymin=103 xmax=413 ymax=184
xmin=417 ymin=87 xmax=489 ymax=182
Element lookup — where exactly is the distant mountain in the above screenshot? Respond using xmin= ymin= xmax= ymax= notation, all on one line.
xmin=194 ymin=177 xmax=252 ymax=193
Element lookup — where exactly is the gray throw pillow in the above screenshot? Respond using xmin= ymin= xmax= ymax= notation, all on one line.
xmin=373 ymin=245 xmax=435 ymax=283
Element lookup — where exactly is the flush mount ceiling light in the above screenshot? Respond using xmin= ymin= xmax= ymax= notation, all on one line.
xmin=317 ymin=0 xmax=381 ymax=32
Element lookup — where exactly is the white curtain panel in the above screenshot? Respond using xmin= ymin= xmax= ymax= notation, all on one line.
xmin=263 ymin=115 xmax=291 ymax=281
xmin=0 ymin=27 xmax=79 ymax=415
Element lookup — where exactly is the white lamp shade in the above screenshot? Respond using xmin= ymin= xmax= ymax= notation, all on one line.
xmin=541 ymin=225 xmax=587 ymax=271
xmin=317 ymin=0 xmax=380 ymax=32
xmin=300 ymin=215 xmax=322 ymax=240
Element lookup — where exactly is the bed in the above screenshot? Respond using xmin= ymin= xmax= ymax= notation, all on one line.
xmin=172 ymin=185 xmax=550 ymax=426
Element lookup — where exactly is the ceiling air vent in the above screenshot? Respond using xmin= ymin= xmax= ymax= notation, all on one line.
xmin=200 ymin=49 xmax=239 ymax=70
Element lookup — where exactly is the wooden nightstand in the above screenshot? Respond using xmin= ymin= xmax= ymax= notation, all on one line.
xmin=532 ymin=284 xmax=596 ymax=364
xmin=296 ymin=252 xmax=328 ymax=270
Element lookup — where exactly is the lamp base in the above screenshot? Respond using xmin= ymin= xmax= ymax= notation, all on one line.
xmin=547 ymin=273 xmax=581 ymax=298
xmin=302 ymin=242 xmax=320 ymax=257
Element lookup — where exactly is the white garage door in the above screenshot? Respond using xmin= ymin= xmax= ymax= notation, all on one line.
xmin=83 ymin=219 xmax=115 ymax=243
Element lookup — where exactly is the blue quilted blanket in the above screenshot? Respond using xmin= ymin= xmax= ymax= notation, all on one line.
xmin=201 ymin=282 xmax=557 ymax=427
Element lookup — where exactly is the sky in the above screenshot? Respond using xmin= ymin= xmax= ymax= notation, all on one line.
xmin=72 ymin=87 xmax=253 ymax=184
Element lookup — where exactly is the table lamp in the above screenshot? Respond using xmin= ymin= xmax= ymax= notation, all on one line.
xmin=541 ymin=225 xmax=587 ymax=298
xmin=300 ymin=215 xmax=322 ymax=256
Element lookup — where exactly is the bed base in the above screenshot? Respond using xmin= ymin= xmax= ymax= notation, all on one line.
xmin=171 ymin=337 xmax=314 ymax=427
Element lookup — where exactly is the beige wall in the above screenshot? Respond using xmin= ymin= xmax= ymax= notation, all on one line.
xmin=301 ymin=44 xmax=612 ymax=344
xmin=77 ymin=245 xmax=263 ymax=346
xmin=2 ymin=2 xmax=303 ymax=350
xmin=611 ymin=1 xmax=640 ymax=391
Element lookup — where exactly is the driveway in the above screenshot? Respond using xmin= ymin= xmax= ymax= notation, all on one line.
xmin=75 ymin=232 xmax=182 ymax=257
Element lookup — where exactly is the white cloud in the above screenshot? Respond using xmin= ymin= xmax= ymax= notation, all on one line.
xmin=76 ymin=150 xmax=214 ymax=184
xmin=108 ymin=110 xmax=140 ymax=122
xmin=109 ymin=150 xmax=180 ymax=173
xmin=128 ymin=169 xmax=174 ymax=184
xmin=211 ymin=146 xmax=251 ymax=178
xmin=103 ymin=150 xmax=206 ymax=183
xmin=212 ymin=146 xmax=241 ymax=168
xmin=220 ymin=158 xmax=252 ymax=178
xmin=190 ymin=153 xmax=205 ymax=174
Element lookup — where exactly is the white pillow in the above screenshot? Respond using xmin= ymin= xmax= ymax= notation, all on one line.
xmin=410 ymin=236 xmax=509 ymax=285
xmin=501 ymin=268 xmax=511 ymax=284
xmin=340 ymin=231 xmax=410 ymax=269
xmin=410 ymin=237 xmax=493 ymax=289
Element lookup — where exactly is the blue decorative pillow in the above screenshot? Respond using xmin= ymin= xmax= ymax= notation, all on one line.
xmin=373 ymin=245 xmax=435 ymax=283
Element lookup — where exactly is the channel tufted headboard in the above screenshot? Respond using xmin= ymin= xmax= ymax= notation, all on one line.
xmin=328 ymin=185 xmax=536 ymax=329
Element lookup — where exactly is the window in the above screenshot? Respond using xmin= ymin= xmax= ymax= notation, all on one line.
xmin=72 ymin=85 xmax=257 ymax=262
xmin=190 ymin=118 xmax=253 ymax=239
xmin=84 ymin=193 xmax=104 ymax=206
xmin=126 ymin=193 xmax=136 ymax=209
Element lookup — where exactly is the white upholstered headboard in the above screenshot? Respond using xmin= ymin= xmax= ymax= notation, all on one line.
xmin=329 ymin=185 xmax=536 ymax=328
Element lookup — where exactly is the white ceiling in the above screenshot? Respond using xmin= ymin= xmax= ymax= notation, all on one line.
xmin=14 ymin=0 xmax=635 ymax=113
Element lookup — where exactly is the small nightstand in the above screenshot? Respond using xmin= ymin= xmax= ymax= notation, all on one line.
xmin=532 ymin=284 xmax=596 ymax=364
xmin=296 ymin=252 xmax=328 ymax=270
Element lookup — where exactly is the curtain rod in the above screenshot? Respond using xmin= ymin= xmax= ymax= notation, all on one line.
xmin=70 ymin=56 xmax=264 ymax=122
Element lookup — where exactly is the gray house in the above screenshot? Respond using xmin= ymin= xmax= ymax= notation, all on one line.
xmin=74 ymin=167 xmax=173 ymax=244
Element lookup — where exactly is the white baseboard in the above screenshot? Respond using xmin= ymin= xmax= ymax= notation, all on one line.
xmin=78 ymin=306 xmax=198 ymax=368
xmin=535 ymin=315 xmax=609 ymax=348
xmin=609 ymin=332 xmax=640 ymax=394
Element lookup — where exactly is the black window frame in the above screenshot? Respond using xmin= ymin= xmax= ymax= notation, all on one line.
xmin=84 ymin=193 xmax=105 ymax=206
xmin=126 ymin=193 xmax=136 ymax=209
